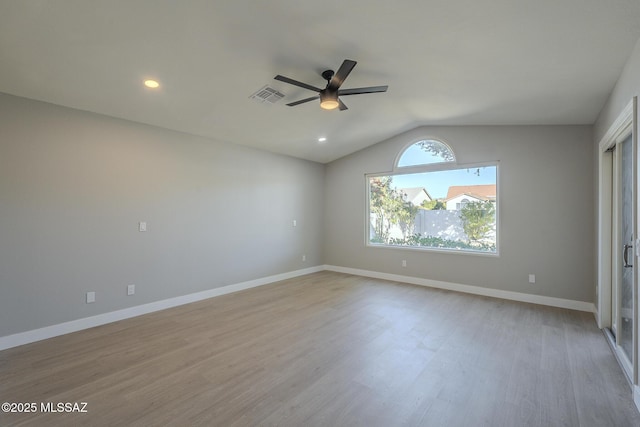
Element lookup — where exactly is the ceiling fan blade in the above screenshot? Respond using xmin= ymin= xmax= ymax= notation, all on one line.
xmin=327 ymin=59 xmax=357 ymax=92
xmin=338 ymin=99 xmax=348 ymax=111
xmin=274 ymin=75 xmax=322 ymax=92
xmin=286 ymin=96 xmax=319 ymax=107
xmin=338 ymin=85 xmax=388 ymax=96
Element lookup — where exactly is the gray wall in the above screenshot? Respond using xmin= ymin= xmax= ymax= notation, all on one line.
xmin=324 ymin=125 xmax=594 ymax=302
xmin=594 ymin=37 xmax=640 ymax=143
xmin=0 ymin=93 xmax=325 ymax=337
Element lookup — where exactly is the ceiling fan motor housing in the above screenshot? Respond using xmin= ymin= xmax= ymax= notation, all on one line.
xmin=321 ymin=70 xmax=335 ymax=82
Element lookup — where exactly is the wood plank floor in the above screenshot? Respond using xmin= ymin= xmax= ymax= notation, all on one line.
xmin=1 ymin=271 xmax=639 ymax=426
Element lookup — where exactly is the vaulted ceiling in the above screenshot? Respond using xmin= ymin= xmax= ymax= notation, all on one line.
xmin=2 ymin=1 xmax=640 ymax=163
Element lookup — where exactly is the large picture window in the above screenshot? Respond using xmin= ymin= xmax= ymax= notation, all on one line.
xmin=367 ymin=139 xmax=498 ymax=254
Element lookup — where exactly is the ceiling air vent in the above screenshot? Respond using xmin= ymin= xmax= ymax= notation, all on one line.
xmin=249 ymin=85 xmax=285 ymax=104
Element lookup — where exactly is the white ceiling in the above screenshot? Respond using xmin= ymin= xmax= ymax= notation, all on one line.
xmin=2 ymin=1 xmax=640 ymax=163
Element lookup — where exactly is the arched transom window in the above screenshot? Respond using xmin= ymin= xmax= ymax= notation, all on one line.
xmin=397 ymin=139 xmax=455 ymax=167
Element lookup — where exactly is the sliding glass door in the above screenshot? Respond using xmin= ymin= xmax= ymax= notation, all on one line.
xmin=598 ymin=98 xmax=638 ymax=386
xmin=616 ymin=134 xmax=635 ymax=369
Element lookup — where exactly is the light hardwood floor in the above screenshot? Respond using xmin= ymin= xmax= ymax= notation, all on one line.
xmin=1 ymin=271 xmax=639 ymax=426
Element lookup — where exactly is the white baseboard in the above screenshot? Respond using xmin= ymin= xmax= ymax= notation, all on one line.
xmin=324 ymin=265 xmax=596 ymax=313
xmin=0 ymin=266 xmax=324 ymax=351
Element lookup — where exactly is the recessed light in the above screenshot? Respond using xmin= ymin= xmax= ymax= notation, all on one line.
xmin=318 ymin=137 xmax=327 ymax=143
xmin=144 ymin=79 xmax=160 ymax=89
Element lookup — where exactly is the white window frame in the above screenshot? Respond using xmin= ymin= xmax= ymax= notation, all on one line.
xmin=365 ymin=138 xmax=500 ymax=256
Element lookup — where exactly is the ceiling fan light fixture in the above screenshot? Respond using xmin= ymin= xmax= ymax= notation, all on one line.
xmin=144 ymin=79 xmax=160 ymax=89
xmin=319 ymin=90 xmax=339 ymax=110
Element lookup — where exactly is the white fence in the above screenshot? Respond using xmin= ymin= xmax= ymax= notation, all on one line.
xmin=379 ymin=209 xmax=468 ymax=241
xmin=414 ymin=210 xmax=469 ymax=241
xmin=377 ymin=209 xmax=495 ymax=244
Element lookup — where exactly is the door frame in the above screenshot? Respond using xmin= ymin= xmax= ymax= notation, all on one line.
xmin=597 ymin=97 xmax=638 ymax=386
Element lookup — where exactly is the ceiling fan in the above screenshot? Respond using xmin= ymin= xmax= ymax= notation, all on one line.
xmin=274 ymin=59 xmax=388 ymax=111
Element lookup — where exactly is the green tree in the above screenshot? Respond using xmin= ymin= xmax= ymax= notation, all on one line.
xmin=398 ymin=201 xmax=420 ymax=240
xmin=369 ymin=177 xmax=390 ymax=241
xmin=370 ymin=177 xmax=423 ymax=243
xmin=421 ymin=199 xmax=446 ymax=210
xmin=370 ymin=177 xmax=404 ymax=243
xmin=459 ymin=201 xmax=496 ymax=243
xmin=416 ymin=140 xmax=454 ymax=161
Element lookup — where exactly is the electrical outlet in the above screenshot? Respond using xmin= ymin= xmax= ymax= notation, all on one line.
xmin=127 ymin=284 xmax=135 ymax=296
xmin=302 ymin=254 xmax=306 ymax=262
xmin=86 ymin=291 xmax=96 ymax=304
xmin=402 ymin=260 xmax=407 ymax=267
xmin=528 ymin=274 xmax=536 ymax=284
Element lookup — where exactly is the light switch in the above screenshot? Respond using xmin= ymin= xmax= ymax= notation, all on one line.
xmin=139 ymin=221 xmax=147 ymax=232
xmin=86 ymin=291 xmax=96 ymax=303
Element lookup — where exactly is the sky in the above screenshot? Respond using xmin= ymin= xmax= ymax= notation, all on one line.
xmin=387 ymin=142 xmax=496 ymax=199
xmin=391 ymin=166 xmax=496 ymax=199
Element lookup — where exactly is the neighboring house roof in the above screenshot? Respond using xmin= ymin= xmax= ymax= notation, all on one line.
xmin=398 ymin=187 xmax=433 ymax=203
xmin=445 ymin=184 xmax=496 ymax=201
xmin=446 ymin=193 xmax=491 ymax=203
